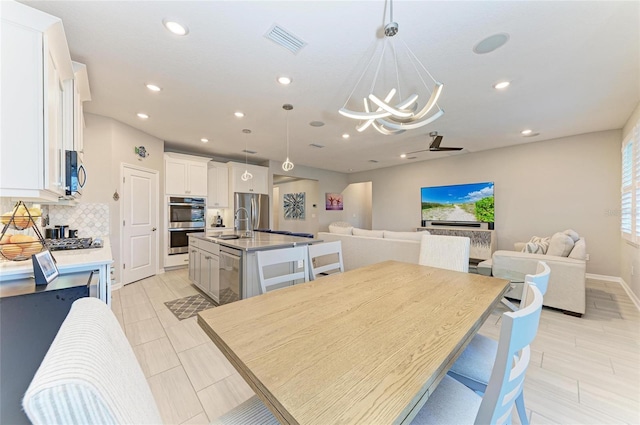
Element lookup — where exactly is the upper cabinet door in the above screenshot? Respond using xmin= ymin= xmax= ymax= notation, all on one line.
xmin=164 ymin=153 xmax=211 ymax=197
xmin=165 ymin=158 xmax=188 ymax=196
xmin=187 ymin=162 xmax=208 ymax=197
xmin=0 ymin=2 xmax=74 ymax=202
xmin=207 ymin=162 xmax=229 ymax=208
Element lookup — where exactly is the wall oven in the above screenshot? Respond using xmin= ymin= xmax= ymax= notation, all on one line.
xmin=168 ymin=197 xmax=206 ymax=255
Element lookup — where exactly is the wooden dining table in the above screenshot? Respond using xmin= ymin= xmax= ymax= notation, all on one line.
xmin=198 ymin=260 xmax=510 ymax=425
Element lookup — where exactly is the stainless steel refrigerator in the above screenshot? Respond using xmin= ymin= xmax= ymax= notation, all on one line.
xmin=234 ymin=192 xmax=269 ymax=231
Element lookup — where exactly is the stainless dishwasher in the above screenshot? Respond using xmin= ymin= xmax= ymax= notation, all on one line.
xmin=219 ymin=245 xmax=242 ymax=304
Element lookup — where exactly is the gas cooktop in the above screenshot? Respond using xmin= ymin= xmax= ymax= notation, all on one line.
xmin=45 ymin=238 xmax=96 ymax=251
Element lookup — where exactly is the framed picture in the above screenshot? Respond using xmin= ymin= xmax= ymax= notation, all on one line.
xmin=32 ymin=250 xmax=59 ymax=285
xmin=283 ymin=192 xmax=305 ymax=220
xmin=325 ymin=193 xmax=343 ymax=210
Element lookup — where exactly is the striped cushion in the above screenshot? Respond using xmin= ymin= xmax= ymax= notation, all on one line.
xmin=211 ymin=396 xmax=279 ymax=425
xmin=22 ymin=298 xmax=162 ymax=425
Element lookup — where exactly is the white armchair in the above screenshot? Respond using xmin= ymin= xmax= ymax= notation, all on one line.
xmin=491 ymin=235 xmax=586 ymax=316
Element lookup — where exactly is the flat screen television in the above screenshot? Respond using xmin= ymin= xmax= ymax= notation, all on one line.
xmin=421 ymin=181 xmax=494 ymax=225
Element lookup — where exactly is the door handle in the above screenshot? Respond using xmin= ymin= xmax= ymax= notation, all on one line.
xmin=152 ymin=227 xmax=157 ymax=231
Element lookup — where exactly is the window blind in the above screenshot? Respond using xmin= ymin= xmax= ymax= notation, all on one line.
xmin=621 ymin=122 xmax=639 ymax=243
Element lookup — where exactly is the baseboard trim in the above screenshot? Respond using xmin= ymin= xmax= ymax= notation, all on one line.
xmin=586 ymin=273 xmax=640 ymax=311
xmin=111 ymin=281 xmax=123 ymax=291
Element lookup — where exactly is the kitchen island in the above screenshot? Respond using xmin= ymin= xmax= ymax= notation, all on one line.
xmin=188 ymin=232 xmax=320 ymax=304
xmin=0 ymin=237 xmax=114 ymax=305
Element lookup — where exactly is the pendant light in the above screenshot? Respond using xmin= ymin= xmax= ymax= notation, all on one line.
xmin=338 ymin=0 xmax=444 ymax=135
xmin=282 ymin=104 xmax=294 ymax=172
xmin=241 ymin=129 xmax=253 ymax=181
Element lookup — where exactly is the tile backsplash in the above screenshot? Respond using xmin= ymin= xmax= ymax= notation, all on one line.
xmin=47 ymin=203 xmax=110 ymax=237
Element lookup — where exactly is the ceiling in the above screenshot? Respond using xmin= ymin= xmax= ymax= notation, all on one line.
xmin=22 ymin=1 xmax=640 ymax=173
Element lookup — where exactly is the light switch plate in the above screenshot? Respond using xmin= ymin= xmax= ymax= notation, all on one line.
xmin=297 ymin=260 xmax=304 ymax=268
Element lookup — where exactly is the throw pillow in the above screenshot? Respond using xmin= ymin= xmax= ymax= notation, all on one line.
xmin=520 ymin=236 xmax=549 ymax=254
xmin=563 ymin=229 xmax=580 ymax=243
xmin=547 ymin=232 xmax=575 ymax=257
xmin=383 ymin=231 xmax=425 ymax=241
xmin=328 ymin=225 xmax=353 ymax=235
xmin=352 ymin=228 xmax=384 ymax=238
xmin=568 ymin=238 xmax=587 ymax=260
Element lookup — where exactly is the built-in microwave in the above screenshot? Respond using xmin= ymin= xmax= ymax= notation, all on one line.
xmin=65 ymin=150 xmax=86 ymax=197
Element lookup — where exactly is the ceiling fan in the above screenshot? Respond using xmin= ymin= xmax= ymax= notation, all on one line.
xmin=406 ymin=132 xmax=463 ymax=154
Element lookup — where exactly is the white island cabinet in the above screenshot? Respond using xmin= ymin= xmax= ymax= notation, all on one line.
xmin=188 ymin=237 xmax=220 ymax=302
xmin=1 ymin=2 xmax=75 ymax=202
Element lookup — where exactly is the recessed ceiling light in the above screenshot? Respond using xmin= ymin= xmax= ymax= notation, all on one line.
xmin=342 ymin=133 xmax=350 ymax=139
xmin=348 ymin=168 xmax=354 ymax=172
xmin=493 ymin=81 xmax=510 ymax=89
xmin=234 ymin=111 xmax=245 ymax=118
xmin=521 ymin=129 xmax=533 ymax=135
xmin=145 ymin=83 xmax=162 ymax=92
xmin=137 ymin=113 xmax=149 ymax=119
xmin=277 ymin=76 xmax=292 ymax=85
xmin=163 ymin=20 xmax=189 ymax=36
xmin=473 ymin=33 xmax=510 ymax=54
xmin=309 ymin=121 xmax=325 ymax=127
xmin=201 ymin=138 xmax=209 ymax=143
xmin=400 ymin=154 xmax=407 ymax=158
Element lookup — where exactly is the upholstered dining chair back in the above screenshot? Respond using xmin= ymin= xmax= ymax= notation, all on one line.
xmin=22 ymin=298 xmax=162 ymax=425
xmin=307 ymin=241 xmax=345 ymax=280
xmin=419 ymin=234 xmax=470 ymax=272
xmin=256 ymin=245 xmax=310 ymax=294
xmin=475 ymin=284 xmax=543 ymax=424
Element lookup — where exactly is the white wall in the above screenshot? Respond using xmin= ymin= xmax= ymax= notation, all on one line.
xmin=273 ymin=178 xmax=319 ymax=234
xmin=342 ymin=182 xmax=372 ymax=229
xmin=622 ymin=102 xmax=640 ymax=298
xmin=349 ymin=130 xmax=622 ymax=277
xmin=266 ymin=161 xmax=349 ymax=232
xmin=83 ymin=113 xmax=165 ymax=284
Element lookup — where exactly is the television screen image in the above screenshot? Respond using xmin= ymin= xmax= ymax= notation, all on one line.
xmin=421 ymin=182 xmax=494 ymax=223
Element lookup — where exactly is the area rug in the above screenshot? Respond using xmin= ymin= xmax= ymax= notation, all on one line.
xmin=164 ymin=294 xmax=215 ymax=320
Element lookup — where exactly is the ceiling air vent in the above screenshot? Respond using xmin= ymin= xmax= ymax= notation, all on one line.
xmin=368 ymin=160 xmax=379 ymax=163
xmin=265 ymin=24 xmax=307 ymax=54
xmin=309 ymin=143 xmax=324 ymax=149
xmin=242 ymin=149 xmax=257 ymax=154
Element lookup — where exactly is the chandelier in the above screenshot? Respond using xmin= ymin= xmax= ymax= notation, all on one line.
xmin=339 ymin=0 xmax=444 ymax=135
xmin=282 ymin=104 xmax=294 ymax=172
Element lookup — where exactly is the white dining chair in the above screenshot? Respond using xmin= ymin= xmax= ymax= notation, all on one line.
xmin=418 ymin=234 xmax=470 ymax=272
xmin=22 ymin=298 xmax=162 ymax=424
xmin=447 ymin=261 xmax=550 ymax=425
xmin=256 ymin=245 xmax=309 ymax=294
xmin=307 ymin=241 xmax=344 ymax=280
xmin=411 ymin=283 xmax=544 ymax=425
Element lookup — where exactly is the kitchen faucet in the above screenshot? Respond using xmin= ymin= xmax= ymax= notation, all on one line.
xmin=234 ymin=207 xmax=252 ymax=237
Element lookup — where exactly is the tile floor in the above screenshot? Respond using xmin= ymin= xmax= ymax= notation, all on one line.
xmin=112 ymin=269 xmax=640 ymax=424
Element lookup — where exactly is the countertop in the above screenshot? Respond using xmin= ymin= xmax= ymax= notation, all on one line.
xmin=0 ymin=237 xmax=113 ymax=281
xmin=190 ymin=232 xmax=321 ymax=252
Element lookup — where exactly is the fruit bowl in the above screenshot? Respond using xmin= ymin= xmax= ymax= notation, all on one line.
xmin=1 ymin=206 xmax=41 ymax=231
xmin=0 ymin=235 xmax=45 ymax=261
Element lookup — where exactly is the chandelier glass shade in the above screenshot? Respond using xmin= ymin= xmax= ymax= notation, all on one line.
xmin=339 ymin=1 xmax=444 ymax=135
xmin=282 ymin=104 xmax=294 ymax=172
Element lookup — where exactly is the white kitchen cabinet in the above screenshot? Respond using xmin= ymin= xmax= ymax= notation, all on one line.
xmin=228 ymin=162 xmax=269 ymax=195
xmin=164 ymin=153 xmax=210 ymax=197
xmin=63 ymin=62 xmax=91 ymax=154
xmin=207 ymin=162 xmax=229 ymax=208
xmin=0 ymin=2 xmax=74 ymax=202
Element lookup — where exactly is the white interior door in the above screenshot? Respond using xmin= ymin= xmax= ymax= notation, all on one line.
xmin=122 ymin=164 xmax=158 ymax=285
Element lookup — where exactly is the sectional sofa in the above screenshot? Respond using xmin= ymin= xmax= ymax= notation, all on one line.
xmin=317 ymin=226 xmax=425 ymax=271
